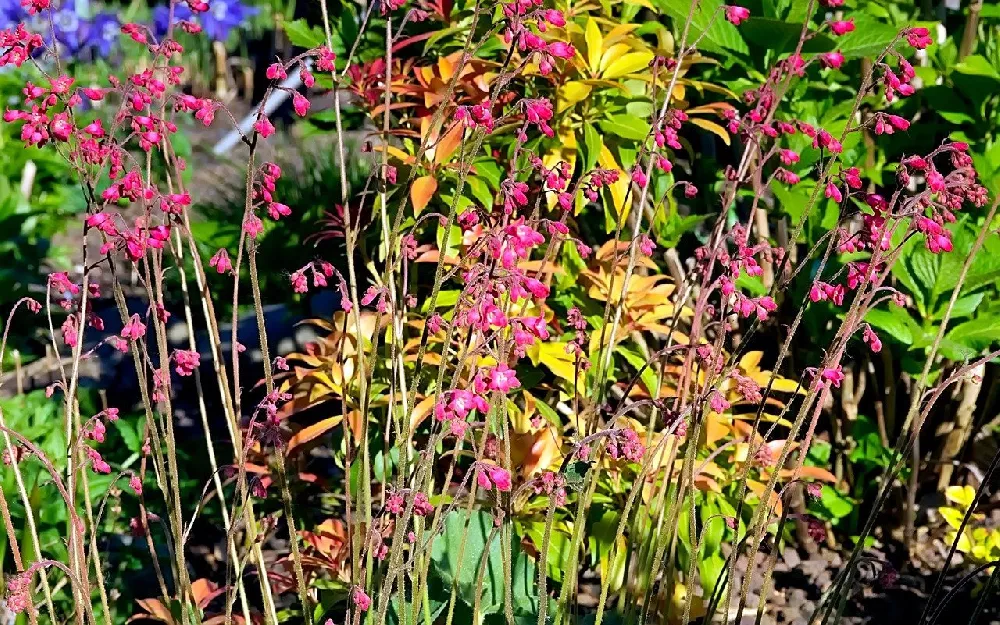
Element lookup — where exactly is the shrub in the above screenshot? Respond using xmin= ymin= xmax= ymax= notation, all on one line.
xmin=0 ymin=1 xmax=998 ymax=625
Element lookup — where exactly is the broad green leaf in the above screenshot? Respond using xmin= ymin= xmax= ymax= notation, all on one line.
xmin=738 ymin=17 xmax=836 ymax=55
xmin=523 ymin=522 xmax=572 ymax=582
xmin=945 ymin=316 xmax=1000 ymax=354
xmin=431 ymin=510 xmax=538 ymax=614
xmin=933 ymin=292 xmax=984 ymax=320
xmin=953 ymin=55 xmax=1000 ymax=80
xmin=655 ymin=0 xmax=749 ymax=55
xmin=864 ymin=305 xmax=917 ymax=345
xmin=834 ymin=14 xmax=899 ymax=59
xmin=598 ymin=114 xmax=650 ymax=141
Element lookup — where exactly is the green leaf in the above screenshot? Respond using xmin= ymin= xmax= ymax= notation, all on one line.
xmin=834 ymin=15 xmax=900 ymax=59
xmin=945 ymin=316 xmax=1000 ymax=355
xmin=523 ymin=523 xmax=572 ymax=582
xmin=953 ymin=55 xmax=1000 ymax=80
xmin=735 ymin=273 xmax=767 ymax=297
xmin=848 ymin=415 xmax=890 ymax=468
xmin=465 ymin=176 xmax=494 ymax=209
xmin=965 ymin=235 xmax=1000 ymax=292
xmin=864 ymin=305 xmax=917 ymax=345
xmin=616 ymin=344 xmax=658 ymax=395
xmin=283 ymin=19 xmax=326 ymax=49
xmin=431 ymin=510 xmax=537 ymax=613
xmin=811 ymin=486 xmax=854 ymax=521
xmin=598 ymin=114 xmax=650 ymax=141
xmin=933 ymin=292 xmax=984 ymax=320
xmin=655 ymin=0 xmax=749 ymax=55
xmin=738 ymin=18 xmax=835 ymax=55
xmin=563 ymin=460 xmax=591 ymax=491
xmin=583 ymin=122 xmax=601 ymax=173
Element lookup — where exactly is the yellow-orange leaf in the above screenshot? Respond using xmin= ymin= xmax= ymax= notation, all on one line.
xmin=287 ymin=416 xmax=343 ymax=455
xmin=558 ymin=81 xmax=593 ymax=112
xmin=410 ymin=175 xmax=438 ymax=214
xmin=603 ymin=52 xmax=654 ymax=79
xmin=585 ymin=19 xmax=603 ymax=74
xmin=433 ymin=122 xmax=464 ymax=165
xmin=689 ymin=117 xmax=731 ymax=146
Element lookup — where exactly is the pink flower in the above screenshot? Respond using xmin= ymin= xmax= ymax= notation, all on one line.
xmin=820 ymin=365 xmax=845 ymax=387
xmin=638 ymin=234 xmax=655 ymax=256
xmin=174 ymin=349 xmax=200 ymax=376
xmin=485 ymin=364 xmax=520 ymax=393
xmin=819 ymin=51 xmax=845 ymax=69
xmin=352 ymin=587 xmax=371 ymax=612
xmin=243 ymin=215 xmax=264 ymax=237
xmin=488 ymin=466 xmax=512 ymax=491
xmin=829 ymin=19 xmax=855 ymax=36
xmin=121 ymin=314 xmax=146 ymax=341
xmin=825 ymin=182 xmax=843 ymax=203
xmin=724 ymin=5 xmax=750 ymax=25
xmin=254 ymin=117 xmax=275 ymax=138
xmin=317 ymin=47 xmax=337 ymax=71
xmin=708 ymin=390 xmax=730 ymax=413
xmin=546 ymin=41 xmax=575 ymax=59
xmin=265 ymin=63 xmax=287 ymax=80
xmin=863 ymin=326 xmax=882 ymax=353
xmin=906 ymin=26 xmax=932 ymax=49
xmin=843 ymin=167 xmax=862 ymax=189
xmin=778 ymin=149 xmax=799 ymax=165
xmin=292 ymin=93 xmax=310 ymax=117
xmin=209 ymin=248 xmax=232 ymax=274
xmin=267 ymin=203 xmax=291 ymax=220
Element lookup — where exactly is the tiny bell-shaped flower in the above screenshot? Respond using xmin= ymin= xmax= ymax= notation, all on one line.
xmin=724 ymin=5 xmax=750 ymax=25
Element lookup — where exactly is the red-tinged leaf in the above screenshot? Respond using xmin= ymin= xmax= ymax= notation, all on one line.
xmin=392 ymin=31 xmax=435 ymax=53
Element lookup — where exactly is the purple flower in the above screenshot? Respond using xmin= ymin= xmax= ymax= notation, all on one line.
xmin=199 ymin=0 xmax=256 ymax=42
xmin=0 ymin=0 xmax=22 ymax=29
xmin=83 ymin=11 xmax=120 ymax=57
xmin=152 ymin=4 xmax=192 ymax=40
xmin=52 ymin=7 xmax=86 ymax=54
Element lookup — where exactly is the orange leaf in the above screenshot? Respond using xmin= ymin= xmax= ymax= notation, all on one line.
xmin=410 ymin=176 xmax=438 ymax=215
xmin=775 ymin=466 xmax=838 ymax=483
xmin=132 ymin=599 xmax=174 ymax=625
xmin=746 ymin=480 xmax=783 ymax=518
xmin=287 ymin=416 xmax=344 ymax=455
xmin=434 ymin=122 xmax=465 ymax=166
xmin=510 ymin=426 xmax=563 ymax=477
xmin=701 ymin=412 xmax=729 ymax=447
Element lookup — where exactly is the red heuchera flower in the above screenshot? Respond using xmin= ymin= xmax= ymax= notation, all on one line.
xmin=725 ymin=5 xmax=750 ymax=26
xmin=173 ymin=349 xmax=200 ymax=376
xmin=121 ymin=314 xmax=146 ymax=341
xmin=209 ymin=248 xmax=232 ymax=274
xmin=819 ymin=51 xmax=845 ymax=69
xmin=829 ymin=19 xmax=855 ymax=36
xmin=352 ymin=587 xmax=371 ymax=612
xmin=906 ymin=26 xmax=932 ymax=49
xmin=254 ymin=116 xmax=275 ymax=138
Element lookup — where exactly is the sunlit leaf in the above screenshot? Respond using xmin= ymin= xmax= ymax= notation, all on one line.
xmin=410 ymin=175 xmax=438 ymax=214
xmin=603 ymin=51 xmax=654 ymax=79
